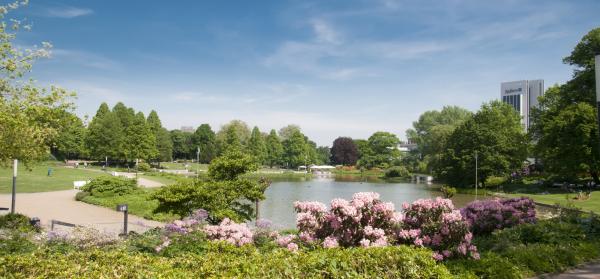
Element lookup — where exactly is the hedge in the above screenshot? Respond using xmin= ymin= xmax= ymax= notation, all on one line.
xmin=0 ymin=244 xmax=451 ymax=278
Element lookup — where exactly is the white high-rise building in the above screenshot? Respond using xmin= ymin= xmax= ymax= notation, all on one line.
xmin=500 ymin=80 xmax=544 ymax=130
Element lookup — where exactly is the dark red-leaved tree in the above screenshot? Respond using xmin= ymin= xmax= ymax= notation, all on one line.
xmin=330 ymin=137 xmax=359 ymax=165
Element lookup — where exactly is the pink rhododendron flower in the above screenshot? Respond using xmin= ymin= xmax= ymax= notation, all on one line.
xmin=203 ymin=218 xmax=253 ymax=247
xmin=323 ymin=236 xmax=339 ymax=248
xmin=287 ymin=242 xmax=299 ymax=252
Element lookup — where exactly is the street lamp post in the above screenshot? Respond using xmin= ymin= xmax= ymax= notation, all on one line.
xmin=11 ymin=159 xmax=17 ymax=213
xmin=196 ymin=146 xmax=200 ymax=177
xmin=595 ymin=55 xmax=600 ymax=154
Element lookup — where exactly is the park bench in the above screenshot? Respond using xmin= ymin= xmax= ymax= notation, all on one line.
xmin=73 ymin=180 xmax=89 ymax=190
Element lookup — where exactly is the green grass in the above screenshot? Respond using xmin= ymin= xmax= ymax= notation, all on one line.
xmin=332 ymin=169 xmax=383 ymax=176
xmin=160 ymin=162 xmax=208 ymax=171
xmin=0 ymin=161 xmax=110 ymax=193
xmin=80 ymin=188 xmax=177 ymax=222
xmin=501 ymin=191 xmax=600 ymax=213
xmin=139 ymin=174 xmax=180 ymax=185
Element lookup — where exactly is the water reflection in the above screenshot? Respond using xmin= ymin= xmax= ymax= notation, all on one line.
xmin=259 ymin=176 xmax=483 ymax=229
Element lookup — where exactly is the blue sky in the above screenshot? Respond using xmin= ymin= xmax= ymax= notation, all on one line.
xmin=14 ymin=0 xmax=600 ymax=145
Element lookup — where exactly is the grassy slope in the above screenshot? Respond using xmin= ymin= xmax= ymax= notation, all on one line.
xmin=502 ymin=191 xmax=600 ymax=213
xmin=0 ymin=162 xmax=109 ymax=193
xmin=138 ymin=174 xmax=179 ymax=185
xmin=80 ymin=188 xmax=177 ymax=222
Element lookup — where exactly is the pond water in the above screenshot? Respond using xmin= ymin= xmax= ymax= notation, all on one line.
xmin=259 ymin=175 xmax=483 ymax=229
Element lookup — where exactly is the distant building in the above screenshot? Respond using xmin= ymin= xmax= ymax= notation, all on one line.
xmin=180 ymin=126 xmax=195 ymax=133
xmin=500 ymin=80 xmax=544 ymax=130
xmin=397 ymin=140 xmax=418 ymax=153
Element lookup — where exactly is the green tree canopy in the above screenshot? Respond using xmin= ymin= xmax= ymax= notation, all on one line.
xmin=438 ymin=101 xmax=528 ymax=187
xmin=0 ymin=2 xmax=75 ymax=167
xmin=216 ymin=120 xmax=250 ymax=152
xmin=282 ymin=129 xmax=308 ymax=168
xmin=52 ymin=112 xmax=86 ymax=160
xmin=247 ymin=126 xmax=267 ymax=164
xmin=530 ymin=27 xmax=600 ymax=183
xmin=193 ymin=124 xmax=217 ymax=163
xmin=358 ymin=132 xmax=401 ymax=169
xmin=406 ymin=106 xmax=472 ymax=172
xmin=170 ymin=129 xmax=193 ymax=159
xmin=123 ymin=112 xmax=157 ymax=162
xmin=265 ymin=129 xmax=283 ymax=168
xmin=152 ymin=150 xmax=267 ymax=223
xmin=147 ymin=110 xmax=173 ymax=162
xmin=278 ymin=124 xmax=301 ymax=141
xmin=85 ymin=103 xmax=123 ymax=160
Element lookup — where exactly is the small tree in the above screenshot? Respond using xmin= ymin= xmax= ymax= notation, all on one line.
xmin=152 ymin=150 xmax=268 ymax=223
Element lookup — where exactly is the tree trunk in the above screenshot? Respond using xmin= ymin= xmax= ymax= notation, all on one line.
xmin=591 ymin=171 xmax=600 ymax=185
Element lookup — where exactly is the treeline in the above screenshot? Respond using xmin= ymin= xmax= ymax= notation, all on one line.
xmin=402 ymin=27 xmax=600 ymax=187
xmin=51 ymin=104 xmax=332 ymax=168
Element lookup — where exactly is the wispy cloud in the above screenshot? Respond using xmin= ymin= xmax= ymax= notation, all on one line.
xmin=264 ymin=18 xmax=450 ymax=80
xmin=49 ymin=49 xmax=121 ymax=71
xmin=45 ymin=7 xmax=93 ymax=18
xmin=310 ymin=19 xmax=341 ymax=44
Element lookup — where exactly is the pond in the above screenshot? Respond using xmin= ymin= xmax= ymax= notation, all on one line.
xmin=259 ymin=175 xmax=483 ymax=229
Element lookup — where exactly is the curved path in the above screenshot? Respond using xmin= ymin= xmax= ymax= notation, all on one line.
xmin=544 ymin=262 xmax=600 ymax=278
xmin=0 ymin=189 xmax=163 ymax=233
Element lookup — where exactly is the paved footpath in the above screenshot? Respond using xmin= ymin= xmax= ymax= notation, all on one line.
xmin=0 ymin=189 xmax=163 ymax=234
xmin=540 ymin=262 xmax=600 ymax=278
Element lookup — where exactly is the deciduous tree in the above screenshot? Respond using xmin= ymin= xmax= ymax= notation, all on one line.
xmin=438 ymin=101 xmax=528 ymax=187
xmin=193 ymin=124 xmax=217 ymax=163
xmin=330 ymin=137 xmax=359 ymax=165
xmin=265 ymin=129 xmax=283 ymax=168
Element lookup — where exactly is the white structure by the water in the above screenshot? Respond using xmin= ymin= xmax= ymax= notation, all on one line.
xmin=501 ymin=80 xmax=544 ymax=130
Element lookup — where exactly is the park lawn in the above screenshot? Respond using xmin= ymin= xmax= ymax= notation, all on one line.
xmin=0 ymin=162 xmax=109 ymax=193
xmin=160 ymin=162 xmax=208 ymax=171
xmin=79 ymin=188 xmax=177 ymax=222
xmin=139 ymin=174 xmax=180 ymax=185
xmin=502 ymin=191 xmax=600 ymax=213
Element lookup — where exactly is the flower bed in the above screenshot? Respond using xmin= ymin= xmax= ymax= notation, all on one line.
xmin=289 ymin=192 xmax=477 ymax=260
xmin=460 ymin=197 xmax=536 ymax=234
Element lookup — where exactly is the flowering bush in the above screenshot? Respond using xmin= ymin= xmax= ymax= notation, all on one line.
xmin=460 ymin=197 xmax=536 ymax=235
xmin=45 ymin=227 xmax=119 ymax=249
xmin=203 ymin=218 xmax=253 ymax=247
xmin=290 ymin=193 xmax=477 ymax=261
xmin=253 ymin=219 xmax=280 ymax=247
xmin=398 ymin=197 xmax=478 ymax=260
xmin=293 ymin=192 xmax=397 ymax=249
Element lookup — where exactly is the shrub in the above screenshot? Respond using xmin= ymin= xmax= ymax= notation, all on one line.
xmin=399 ymin=198 xmax=477 ymax=260
xmin=137 ymin=162 xmax=152 ymax=172
xmin=0 ymin=245 xmax=452 ymax=278
xmin=0 ymin=231 xmax=37 ymax=256
xmin=43 ymin=227 xmax=119 ymax=249
xmin=203 ymin=218 xmax=254 ymax=246
xmin=384 ymin=166 xmax=410 ymax=178
xmin=81 ymin=176 xmax=138 ymax=197
xmin=445 ymin=217 xmax=600 ymax=278
xmin=460 ymin=197 xmax=536 ymax=235
xmin=292 ymin=192 xmax=398 ymax=249
xmin=290 ymin=192 xmax=477 ymax=260
xmin=440 ymin=185 xmax=456 ymax=198
xmin=0 ymin=213 xmax=37 ymax=232
xmin=74 ymin=191 xmax=90 ymax=201
xmin=486 ymin=176 xmax=507 ymax=188
xmin=152 ymin=179 xmax=265 ymax=223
